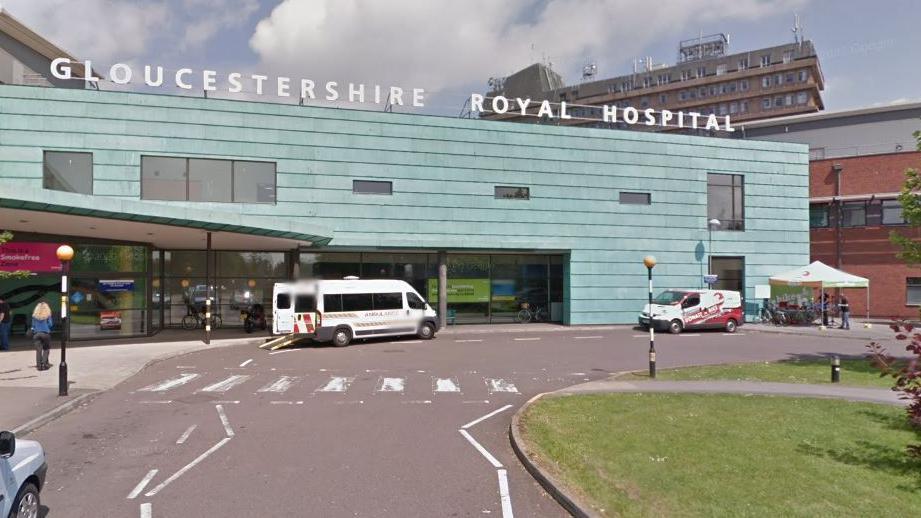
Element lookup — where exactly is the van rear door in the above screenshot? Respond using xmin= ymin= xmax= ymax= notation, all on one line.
xmin=273 ymin=284 xmax=294 ymax=335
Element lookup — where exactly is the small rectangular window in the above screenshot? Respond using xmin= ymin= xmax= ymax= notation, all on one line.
xmin=809 ymin=205 xmax=829 ymax=228
xmin=738 ymin=58 xmax=749 ymax=70
xmin=707 ymin=173 xmax=744 ymax=231
xmin=323 ymin=294 xmax=343 ymax=312
xmin=762 ymin=98 xmax=771 ymax=110
xmin=796 ymin=92 xmax=808 ymax=105
xmin=761 ymin=55 xmax=771 ymax=67
xmin=783 ymin=51 xmax=793 ymax=64
xmin=908 ymin=278 xmax=921 ymax=305
xmin=762 ymin=76 xmax=771 ymax=88
xmin=276 ymin=293 xmax=291 ymax=310
xmin=882 ymin=199 xmax=906 ymax=225
xmin=353 ymin=180 xmax=392 ymax=195
xmin=495 ymin=186 xmax=529 ymax=199
xmin=373 ymin=292 xmax=404 ymax=310
xmin=44 ymin=151 xmax=93 ymax=195
xmin=620 ymin=192 xmax=651 ymax=205
xmin=716 ymin=64 xmax=727 ymax=76
xmin=295 ymin=295 xmax=315 ymax=312
xmin=342 ymin=293 xmax=374 ymax=311
xmin=798 ymin=70 xmax=808 ymax=82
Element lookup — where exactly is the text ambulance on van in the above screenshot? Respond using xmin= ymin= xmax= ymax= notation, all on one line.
xmin=272 ymin=278 xmax=438 ymax=347
xmin=639 ymin=289 xmax=743 ymax=334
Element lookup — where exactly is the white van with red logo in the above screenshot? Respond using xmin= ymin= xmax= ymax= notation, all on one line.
xmin=639 ymin=289 xmax=743 ymax=334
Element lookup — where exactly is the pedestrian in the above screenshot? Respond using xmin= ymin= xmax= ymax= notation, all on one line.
xmin=30 ymin=301 xmax=53 ymax=371
xmin=838 ymin=295 xmax=850 ymax=330
xmin=821 ymin=292 xmax=829 ymax=326
xmin=0 ymin=295 xmax=10 ymax=351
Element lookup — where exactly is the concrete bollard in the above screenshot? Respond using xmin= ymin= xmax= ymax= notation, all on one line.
xmin=831 ymin=356 xmax=840 ymax=383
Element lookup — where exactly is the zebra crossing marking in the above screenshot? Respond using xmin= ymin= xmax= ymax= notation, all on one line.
xmin=138 ymin=373 xmax=200 ymax=392
xmin=257 ymin=376 xmax=298 ymax=393
xmin=486 ymin=378 xmax=519 ymax=394
xmin=433 ymin=377 xmax=461 ymax=393
xmin=376 ymin=377 xmax=405 ymax=393
xmin=316 ymin=376 xmax=353 ymax=392
xmin=200 ymin=375 xmax=251 ymax=393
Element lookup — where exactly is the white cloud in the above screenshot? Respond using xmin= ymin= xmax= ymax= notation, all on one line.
xmin=0 ymin=0 xmax=169 ymax=63
xmin=179 ymin=0 xmax=260 ymax=50
xmin=249 ymin=0 xmax=811 ymax=112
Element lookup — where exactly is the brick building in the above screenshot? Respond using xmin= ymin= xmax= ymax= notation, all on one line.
xmin=478 ymin=33 xmax=824 ymax=131
xmin=744 ymin=103 xmax=921 ymax=318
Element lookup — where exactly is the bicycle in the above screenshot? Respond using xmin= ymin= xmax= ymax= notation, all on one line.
xmin=516 ymin=302 xmax=548 ymax=323
xmin=181 ymin=310 xmax=222 ymax=330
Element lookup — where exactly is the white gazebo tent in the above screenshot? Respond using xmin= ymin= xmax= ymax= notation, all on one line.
xmin=768 ymin=261 xmax=870 ymax=318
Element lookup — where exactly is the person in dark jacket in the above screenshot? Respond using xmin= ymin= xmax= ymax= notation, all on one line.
xmin=31 ymin=301 xmax=53 ymax=370
xmin=838 ymin=295 xmax=850 ymax=330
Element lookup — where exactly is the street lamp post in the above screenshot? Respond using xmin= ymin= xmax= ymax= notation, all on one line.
xmin=707 ymin=218 xmax=721 ymax=284
xmin=56 ymin=244 xmax=74 ymax=397
xmin=643 ymin=255 xmax=657 ymax=378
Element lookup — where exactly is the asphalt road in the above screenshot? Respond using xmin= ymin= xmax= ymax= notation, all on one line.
xmin=29 ymin=327 xmax=875 ymax=517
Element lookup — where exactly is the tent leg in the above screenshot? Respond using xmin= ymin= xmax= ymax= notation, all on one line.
xmin=866 ymin=285 xmax=870 ymax=320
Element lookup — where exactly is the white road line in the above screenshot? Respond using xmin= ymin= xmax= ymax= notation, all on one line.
xmin=213 ymin=400 xmax=240 ymax=404
xmin=632 ymin=334 xmax=647 ymax=338
xmin=239 ymin=359 xmax=253 ymax=367
xmin=434 ymin=377 xmax=461 ymax=393
xmin=316 ymin=376 xmax=352 ymax=392
xmin=497 ymin=469 xmax=514 ymax=518
xmin=138 ymin=400 xmax=172 ymax=405
xmin=513 ymin=337 xmax=540 ymax=341
xmin=486 ymin=378 xmax=519 ymax=394
xmin=679 ymin=334 xmax=701 ymax=337
xmin=176 ymin=425 xmax=197 ymax=445
xmin=145 ymin=437 xmax=231 ymax=497
xmin=257 ymin=376 xmax=298 ymax=393
xmin=268 ymin=349 xmax=296 ymax=355
xmin=462 ymin=404 xmax=513 ymax=429
xmin=140 ymin=502 xmax=152 ymax=518
xmin=458 ymin=429 xmax=503 ymax=468
xmin=200 ymin=375 xmax=251 ymax=393
xmin=127 ymin=469 xmax=158 ymax=499
xmin=722 ymin=333 xmax=746 ymax=336
xmin=401 ymin=340 xmax=422 ymax=343
xmin=270 ymin=400 xmax=304 ymax=405
xmin=138 ymin=373 xmax=199 ymax=392
xmin=455 ymin=339 xmax=483 ymax=343
xmin=376 ymin=377 xmax=405 ymax=393
xmin=215 ymin=405 xmax=234 ymax=437
xmin=573 ymin=335 xmax=603 ymax=339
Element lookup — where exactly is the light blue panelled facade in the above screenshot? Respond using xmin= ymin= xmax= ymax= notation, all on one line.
xmin=0 ymin=85 xmax=810 ymax=325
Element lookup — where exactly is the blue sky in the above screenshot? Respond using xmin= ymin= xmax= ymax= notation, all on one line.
xmin=4 ymin=0 xmax=919 ymax=115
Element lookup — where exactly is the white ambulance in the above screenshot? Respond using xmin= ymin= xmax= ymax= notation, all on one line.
xmin=272 ymin=278 xmax=439 ymax=346
xmin=638 ymin=289 xmax=743 ymax=334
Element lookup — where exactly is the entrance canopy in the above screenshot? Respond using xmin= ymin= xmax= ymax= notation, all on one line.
xmin=769 ymin=261 xmax=869 ymax=288
xmin=0 ymin=185 xmax=332 ymax=250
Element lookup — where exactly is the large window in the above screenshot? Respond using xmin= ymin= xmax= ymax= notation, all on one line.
xmin=841 ymin=202 xmax=866 ymax=227
xmin=44 ymin=151 xmax=93 ymax=194
xmin=707 ymin=174 xmax=744 ymax=231
xmin=809 ymin=204 xmax=829 ymax=228
xmin=141 ymin=156 xmax=276 ymax=203
xmin=907 ymin=278 xmax=921 ymax=306
xmin=882 ymin=199 xmax=906 ymax=225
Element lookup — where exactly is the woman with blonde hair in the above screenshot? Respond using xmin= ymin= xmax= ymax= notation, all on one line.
xmin=31 ymin=301 xmax=53 ymax=371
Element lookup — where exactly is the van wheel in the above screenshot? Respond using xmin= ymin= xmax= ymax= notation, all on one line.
xmin=418 ymin=322 xmax=436 ymax=340
xmin=725 ymin=319 xmax=738 ymax=333
xmin=668 ymin=320 xmax=683 ymax=334
xmin=333 ymin=328 xmax=352 ymax=347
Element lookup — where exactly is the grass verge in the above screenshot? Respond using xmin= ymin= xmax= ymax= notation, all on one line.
xmin=520 ymin=393 xmax=921 ymax=517
xmin=624 ymin=358 xmax=897 ymax=388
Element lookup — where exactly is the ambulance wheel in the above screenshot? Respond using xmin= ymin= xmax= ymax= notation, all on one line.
xmin=333 ymin=327 xmax=352 ymax=347
xmin=725 ymin=319 xmax=738 ymax=333
xmin=668 ymin=320 xmax=683 ymax=334
xmin=417 ymin=322 xmax=436 ymax=340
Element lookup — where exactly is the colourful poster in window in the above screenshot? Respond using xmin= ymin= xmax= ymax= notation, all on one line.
xmin=427 ymin=279 xmax=490 ymax=303
xmin=99 ymin=311 xmax=122 ymax=330
xmin=0 ymin=242 xmax=63 ymax=272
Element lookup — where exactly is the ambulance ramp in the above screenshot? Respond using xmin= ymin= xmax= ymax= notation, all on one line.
xmin=260 ymin=334 xmax=310 ymax=350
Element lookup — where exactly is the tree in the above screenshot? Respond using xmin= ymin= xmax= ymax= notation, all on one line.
xmin=0 ymin=230 xmax=31 ymax=280
xmin=867 ymin=324 xmax=921 ymax=458
xmin=890 ymin=129 xmax=921 ymax=263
